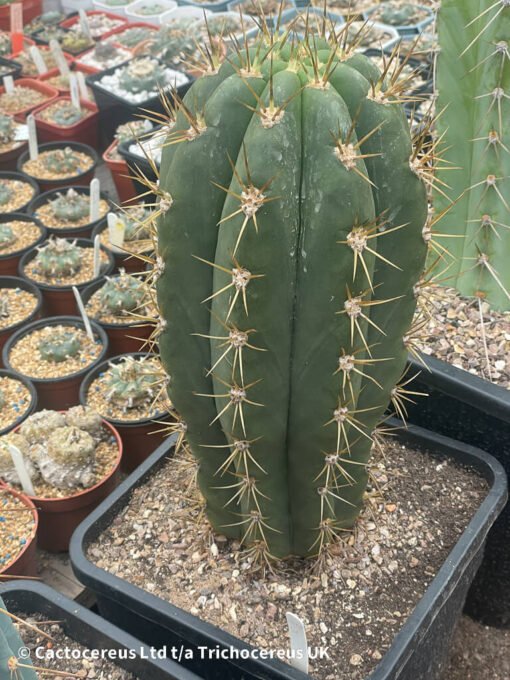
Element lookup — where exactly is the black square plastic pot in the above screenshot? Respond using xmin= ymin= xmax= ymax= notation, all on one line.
xmin=70 ymin=422 xmax=507 ymax=680
xmin=117 ymin=129 xmax=162 ymax=201
xmin=406 ymin=352 xmax=510 ymax=627
xmin=0 ymin=56 xmax=22 ymax=80
xmin=85 ymin=61 xmax=192 ymax=149
xmin=0 ymin=581 xmax=202 ymax=680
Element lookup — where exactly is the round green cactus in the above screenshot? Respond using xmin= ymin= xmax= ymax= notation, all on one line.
xmin=0 ymin=223 xmax=15 ymax=249
xmin=0 ymin=184 xmax=12 ymax=206
xmin=99 ymin=271 xmax=146 ymax=315
xmin=34 ymin=237 xmax=82 ymax=277
xmin=119 ymin=58 xmax=167 ymax=94
xmin=39 ymin=329 xmax=82 ymax=363
xmin=50 ymin=103 xmax=83 ymax=127
xmin=105 ymin=356 xmax=156 ymax=410
xmin=155 ymin=30 xmax=428 ymax=558
xmin=43 ymin=148 xmax=83 ymax=176
xmin=0 ymin=113 xmax=15 ymax=144
xmin=50 ymin=188 xmax=89 ymax=221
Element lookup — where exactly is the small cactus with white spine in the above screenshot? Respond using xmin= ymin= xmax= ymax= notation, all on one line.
xmin=34 ymin=237 xmax=82 ymax=278
xmin=50 ymin=188 xmax=89 ymax=222
xmin=105 ymin=355 xmax=157 ymax=411
xmin=0 ymin=223 xmax=15 ymax=250
xmin=99 ymin=271 xmax=147 ymax=316
xmin=38 ymin=329 xmax=82 ymax=363
xmin=43 ymin=148 xmax=83 ymax=176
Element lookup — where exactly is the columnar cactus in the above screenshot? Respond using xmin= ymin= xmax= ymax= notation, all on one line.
xmin=435 ymin=0 xmax=510 ymax=311
xmin=155 ymin=30 xmax=428 ymax=558
xmin=35 ymin=237 xmax=82 ymax=277
xmin=0 ymin=597 xmax=37 ymax=680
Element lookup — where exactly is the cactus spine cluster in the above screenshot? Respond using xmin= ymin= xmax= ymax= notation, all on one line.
xmin=0 ymin=597 xmax=37 ymax=680
xmin=435 ymin=0 xmax=510 ymax=311
xmin=153 ymin=27 xmax=429 ymax=560
xmin=34 ymin=237 xmax=82 ymax=277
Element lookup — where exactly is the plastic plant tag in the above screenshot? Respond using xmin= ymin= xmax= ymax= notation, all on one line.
xmin=76 ymin=71 xmax=90 ymax=102
xmin=49 ymin=39 xmax=70 ymax=76
xmin=107 ymin=211 xmax=126 ymax=250
xmin=29 ymin=45 xmax=48 ymax=75
xmin=27 ymin=114 xmax=38 ymax=161
xmin=8 ymin=444 xmax=35 ymax=497
xmin=89 ymin=178 xmax=101 ymax=222
xmin=69 ymin=73 xmax=81 ymax=112
xmin=13 ymin=124 xmax=28 ymax=141
xmin=2 ymin=76 xmax=14 ymax=94
xmin=286 ymin=612 xmax=309 ymax=674
xmin=79 ymin=9 xmax=93 ymax=41
xmin=10 ymin=3 xmax=23 ymax=53
xmin=93 ymin=234 xmax=101 ymax=278
xmin=73 ymin=286 xmax=95 ymax=342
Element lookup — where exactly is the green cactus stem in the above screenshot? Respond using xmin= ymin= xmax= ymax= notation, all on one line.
xmin=43 ymin=148 xmax=83 ymax=176
xmin=434 ymin=0 xmax=510 ymax=311
xmin=0 ymin=223 xmax=15 ymax=249
xmin=34 ymin=237 xmax=82 ymax=278
xmin=155 ymin=31 xmax=428 ymax=558
xmin=61 ymin=31 xmax=94 ymax=54
xmin=49 ymin=189 xmax=89 ymax=222
xmin=99 ymin=271 xmax=146 ymax=315
xmin=0 ymin=597 xmax=38 ymax=680
xmin=38 ymin=329 xmax=82 ymax=363
xmin=0 ymin=113 xmax=15 ymax=145
xmin=105 ymin=355 xmax=158 ymax=411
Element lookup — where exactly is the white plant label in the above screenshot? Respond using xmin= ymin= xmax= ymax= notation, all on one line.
xmin=27 ymin=114 xmax=38 ymax=161
xmin=76 ymin=71 xmax=90 ymax=101
xmin=72 ymin=286 xmax=95 ymax=342
xmin=3 ymin=75 xmax=14 ymax=94
xmin=8 ymin=444 xmax=35 ymax=497
xmin=9 ymin=3 xmax=22 ymax=34
xmin=286 ymin=612 xmax=309 ymax=674
xmin=79 ymin=10 xmax=93 ymax=40
xmin=14 ymin=124 xmax=28 ymax=141
xmin=69 ymin=73 xmax=81 ymax=112
xmin=93 ymin=234 xmax=102 ymax=278
xmin=107 ymin=211 xmax=126 ymax=250
xmin=89 ymin=178 xmax=100 ymax=222
xmin=49 ymin=39 xmax=70 ymax=76
xmin=29 ymin=45 xmax=48 ymax=75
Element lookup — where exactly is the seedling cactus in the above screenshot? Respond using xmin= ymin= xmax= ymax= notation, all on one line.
xmin=151 ymin=23 xmax=430 ymax=560
xmin=0 ymin=184 xmax=12 ymax=206
xmin=50 ymin=189 xmax=90 ymax=222
xmin=106 ymin=356 xmax=157 ymax=411
xmin=43 ymin=148 xmax=83 ymax=176
xmin=435 ymin=0 xmax=510 ymax=311
xmin=119 ymin=58 xmax=167 ymax=94
xmin=99 ymin=271 xmax=147 ymax=315
xmin=0 ymin=597 xmax=37 ymax=680
xmin=50 ymin=103 xmax=83 ymax=127
xmin=34 ymin=237 xmax=82 ymax=277
xmin=0 ymin=223 xmax=15 ymax=249
xmin=38 ymin=328 xmax=82 ymax=362
xmin=0 ymin=113 xmax=15 ymax=144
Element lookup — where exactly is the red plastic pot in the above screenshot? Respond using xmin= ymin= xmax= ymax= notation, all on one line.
xmin=2 ymin=315 xmax=110 ymax=412
xmin=18 ymin=143 xmax=100 ymax=194
xmin=0 ymin=0 xmax=42 ymax=31
xmin=0 ymin=78 xmax=59 ymax=119
xmin=8 ymin=47 xmax=74 ymax=78
xmin=32 ymin=96 xmax=99 ymax=148
xmin=0 ymin=213 xmax=46 ymax=277
xmin=103 ymin=139 xmax=138 ymax=205
xmin=0 ymin=486 xmax=38 ymax=578
xmin=13 ymin=418 xmax=123 ymax=552
xmin=60 ymin=10 xmax=128 ymax=38
xmin=80 ymin=352 xmax=166 ymax=473
xmin=18 ymin=237 xmax=115 ymax=315
xmin=0 ymin=276 xmax=43 ymax=366
xmin=106 ymin=21 xmax=159 ymax=51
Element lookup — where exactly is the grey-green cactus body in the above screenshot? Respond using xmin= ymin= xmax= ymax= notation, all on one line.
xmin=39 ymin=329 xmax=81 ymax=362
xmin=35 ymin=237 xmax=82 ymax=277
xmin=50 ymin=189 xmax=89 ymax=222
xmin=0 ymin=223 xmax=15 ymax=249
xmin=99 ymin=272 xmax=146 ymax=315
xmin=435 ymin=0 xmax=510 ymax=310
xmin=156 ymin=40 xmax=427 ymax=558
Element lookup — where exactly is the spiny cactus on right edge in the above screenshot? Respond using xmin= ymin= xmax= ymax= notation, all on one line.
xmin=0 ymin=597 xmax=37 ymax=680
xmin=435 ymin=0 xmax=510 ymax=311
xmin=34 ymin=237 xmax=82 ymax=277
xmin=152 ymin=26 xmax=429 ymax=560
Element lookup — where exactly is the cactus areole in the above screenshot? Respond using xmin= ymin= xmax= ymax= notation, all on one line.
xmin=156 ymin=34 xmax=428 ymax=559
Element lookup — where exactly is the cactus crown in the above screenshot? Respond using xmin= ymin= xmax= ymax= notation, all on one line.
xmin=377 ymin=2 xmax=422 ymax=24
xmin=434 ymin=0 xmax=510 ymax=310
xmin=0 ymin=113 xmax=15 ymax=144
xmin=39 ymin=328 xmax=82 ymax=363
xmin=0 ymin=183 xmax=12 ymax=206
xmin=99 ymin=270 xmax=146 ymax=315
xmin=0 ymin=223 xmax=15 ymax=249
xmin=35 ymin=237 xmax=82 ymax=277
xmin=119 ymin=57 xmax=166 ymax=94
xmin=50 ymin=102 xmax=83 ymax=127
xmin=50 ymin=188 xmax=89 ymax=222
xmin=62 ymin=30 xmax=93 ymax=52
xmin=152 ymin=24 xmax=429 ymax=560
xmin=105 ymin=356 xmax=156 ymax=410
xmin=43 ymin=148 xmax=83 ymax=175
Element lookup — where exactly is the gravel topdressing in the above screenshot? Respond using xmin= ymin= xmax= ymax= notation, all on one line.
xmin=34 ymin=199 xmax=109 ymax=230
xmin=24 ymin=247 xmax=109 ymax=287
xmin=0 ymin=488 xmax=36 ymax=571
xmin=0 ymin=86 xmax=50 ymax=115
xmin=0 ymin=376 xmax=33 ymax=432
xmin=0 ymin=179 xmax=36 ymax=213
xmin=0 ymin=287 xmax=38 ymax=330
xmin=21 ymin=150 xmax=95 ymax=181
xmin=0 ymin=220 xmax=42 ymax=256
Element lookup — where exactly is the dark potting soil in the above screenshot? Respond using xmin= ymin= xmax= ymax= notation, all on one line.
xmin=89 ymin=439 xmax=488 ymax=680
xmin=444 ymin=615 xmax=510 ymax=680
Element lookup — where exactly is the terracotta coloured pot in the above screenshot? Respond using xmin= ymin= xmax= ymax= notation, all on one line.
xmin=0 ymin=78 xmax=59 ymax=119
xmin=0 ymin=213 xmax=46 ymax=276
xmin=2 ymin=315 xmax=110 ymax=411
xmin=32 ymin=96 xmax=99 ymax=148
xmin=17 ymin=142 xmax=99 ymax=194
xmin=0 ymin=486 xmax=38 ymax=578
xmin=102 ymin=139 xmax=138 ymax=205
xmin=0 ymin=276 xmax=43 ymax=367
xmin=18 ymin=237 xmax=115 ymax=316
xmin=13 ymin=418 xmax=123 ymax=552
xmin=79 ymin=352 xmax=166 ymax=473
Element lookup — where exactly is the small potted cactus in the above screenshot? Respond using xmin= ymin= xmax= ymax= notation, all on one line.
xmin=0 ymin=214 xmax=46 ymax=276
xmin=60 ymin=11 xmax=128 ymax=39
xmin=76 ymin=40 xmax=132 ymax=74
xmin=103 ymin=119 xmax=153 ymax=203
xmin=364 ymin=1 xmax=434 ymax=35
xmin=19 ymin=236 xmax=115 ymax=315
xmin=24 ymin=10 xmax=66 ymax=36
xmin=0 ymin=113 xmax=28 ymax=171
xmin=0 ymin=276 xmax=43 ymax=362
xmin=32 ymin=95 xmax=99 ymax=148
xmin=0 ymin=486 xmax=38 ymax=578
xmin=59 ymin=29 xmax=96 ymax=56
xmin=82 ymin=270 xmax=156 ymax=355
xmin=0 ymin=369 xmax=37 ymax=435
xmin=31 ymin=24 xmax=69 ymax=46
xmin=0 ymin=172 xmax=39 ymax=215
xmin=109 ymin=22 xmax=159 ymax=50
xmin=1 ymin=405 xmax=122 ymax=551
xmin=28 ymin=186 xmax=110 ymax=238
xmin=0 ymin=78 xmax=59 ymax=119
xmin=135 ymin=18 xmax=202 ymax=72
xmin=80 ymin=353 xmax=170 ymax=471
xmin=92 ymin=203 xmax=154 ymax=271
xmin=125 ymin=0 xmax=178 ymax=25
xmin=8 ymin=45 xmax=73 ymax=78
xmin=17 ymin=143 xmax=99 ymax=193
xmin=2 ymin=316 xmax=109 ymax=414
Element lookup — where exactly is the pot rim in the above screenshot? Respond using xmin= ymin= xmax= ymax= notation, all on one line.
xmin=0 ymin=275 xmax=44 ymax=338
xmin=0 ymin=485 xmax=39 ymax=575
xmin=0 ymin=367 xmax=38 ymax=437
xmin=0 ymin=171 xmax=40 ymax=212
xmin=16 ymin=142 xmax=100 ymax=187
xmin=0 ymin=213 xmax=47 ymax=261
